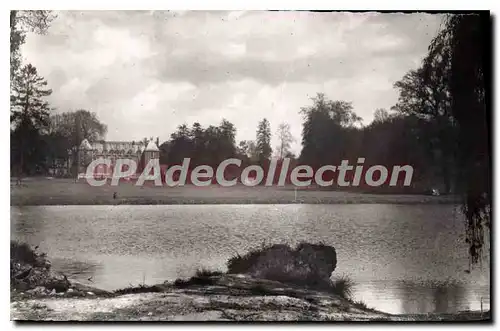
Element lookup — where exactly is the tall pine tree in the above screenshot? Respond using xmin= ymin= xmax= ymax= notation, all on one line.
xmin=256 ymin=118 xmax=272 ymax=165
xmin=11 ymin=64 xmax=52 ymax=177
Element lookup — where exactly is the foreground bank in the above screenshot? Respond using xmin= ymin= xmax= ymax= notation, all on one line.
xmin=11 ymin=274 xmax=489 ymax=322
xmin=10 ymin=241 xmax=489 ymax=322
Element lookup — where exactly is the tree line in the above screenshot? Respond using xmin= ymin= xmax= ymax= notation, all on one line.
xmin=159 ymin=118 xmax=296 ymax=169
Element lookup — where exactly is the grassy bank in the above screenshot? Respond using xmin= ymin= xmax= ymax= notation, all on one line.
xmin=11 ymin=178 xmax=460 ymax=206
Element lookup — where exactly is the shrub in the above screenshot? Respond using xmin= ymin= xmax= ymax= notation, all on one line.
xmin=194 ymin=268 xmax=223 ymax=278
xmin=352 ymin=300 xmax=367 ymax=309
xmin=11 ymin=241 xmax=38 ymax=265
xmin=172 ymin=270 xmax=220 ymax=289
xmin=330 ymin=275 xmax=354 ymax=299
xmin=226 ymin=243 xmax=270 ymax=275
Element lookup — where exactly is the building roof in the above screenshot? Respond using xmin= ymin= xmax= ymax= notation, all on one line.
xmin=144 ymin=140 xmax=159 ymax=152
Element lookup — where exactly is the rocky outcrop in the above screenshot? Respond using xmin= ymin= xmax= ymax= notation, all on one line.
xmin=11 ymin=241 xmax=70 ymax=293
xmin=227 ymin=242 xmax=337 ymax=289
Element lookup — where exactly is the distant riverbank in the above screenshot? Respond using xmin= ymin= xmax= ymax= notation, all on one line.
xmin=11 ymin=178 xmax=460 ymax=206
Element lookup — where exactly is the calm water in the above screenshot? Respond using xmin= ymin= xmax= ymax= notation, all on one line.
xmin=11 ymin=204 xmax=490 ymax=314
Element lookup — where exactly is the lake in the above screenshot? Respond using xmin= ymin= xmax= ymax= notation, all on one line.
xmin=10 ymin=204 xmax=490 ymax=314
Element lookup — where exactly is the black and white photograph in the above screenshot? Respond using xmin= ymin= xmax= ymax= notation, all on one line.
xmin=8 ymin=8 xmax=491 ymax=322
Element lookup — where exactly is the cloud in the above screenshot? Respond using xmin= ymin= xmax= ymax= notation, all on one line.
xmin=21 ymin=11 xmax=444 ymax=155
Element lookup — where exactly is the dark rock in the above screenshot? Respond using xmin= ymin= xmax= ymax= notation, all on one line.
xmin=296 ymin=243 xmax=337 ymax=282
xmin=14 ymin=267 xmax=33 ymax=280
xmin=70 ymin=281 xmax=114 ymax=297
xmin=12 ymin=280 xmax=30 ymax=292
xmin=227 ymin=242 xmax=337 ymax=289
xmin=34 ymin=256 xmax=51 ymax=269
xmin=39 ymin=270 xmax=71 ymax=292
xmin=11 ymin=262 xmax=70 ymax=292
xmin=11 ymin=241 xmax=71 ymax=293
xmin=26 ymin=286 xmax=49 ymax=296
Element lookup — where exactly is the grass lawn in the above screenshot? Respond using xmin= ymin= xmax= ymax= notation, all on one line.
xmin=10 ymin=177 xmax=460 ymax=206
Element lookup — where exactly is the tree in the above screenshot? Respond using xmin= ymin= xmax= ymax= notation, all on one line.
xmin=11 ymin=64 xmax=52 ymax=129
xmin=10 ymin=10 xmax=55 ymax=83
xmin=49 ymin=110 xmax=107 ymax=145
xmin=373 ymin=108 xmax=391 ymax=123
xmin=248 ymin=141 xmax=259 ymax=163
xmin=299 ymin=93 xmax=362 ymax=167
xmin=394 ymin=13 xmax=490 ymax=265
xmin=238 ymin=140 xmax=258 ymax=164
xmin=275 ymin=122 xmax=294 ymax=159
xmin=11 ymin=123 xmax=48 ymax=177
xmin=392 ymin=46 xmax=458 ymax=194
xmin=164 ymin=119 xmax=238 ymax=167
xmin=159 ymin=141 xmax=170 ymax=165
xmin=301 ymin=93 xmax=362 ymax=127
xmin=255 ymin=118 xmax=272 ymax=164
xmin=10 ymin=64 xmax=52 ymax=177
xmin=47 ymin=110 xmax=107 ymax=175
xmin=41 ymin=129 xmax=69 ymax=174
xmin=10 ymin=11 xmax=55 ymax=178
xmin=218 ymin=119 xmax=237 ymax=160
xmin=362 ymin=113 xmax=433 ymax=190
xmin=427 ymin=13 xmax=490 ymax=266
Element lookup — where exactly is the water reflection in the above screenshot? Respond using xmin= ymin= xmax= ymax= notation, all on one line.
xmin=354 ymin=279 xmax=489 ymax=314
xmin=398 ymin=280 xmax=466 ymax=313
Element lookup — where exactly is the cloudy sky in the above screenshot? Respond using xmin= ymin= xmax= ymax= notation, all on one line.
xmin=22 ymin=11 xmax=444 ymax=154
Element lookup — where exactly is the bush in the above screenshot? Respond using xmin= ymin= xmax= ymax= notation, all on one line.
xmin=352 ymin=300 xmax=368 ymax=309
xmin=172 ymin=269 xmax=222 ymax=289
xmin=173 ymin=276 xmax=216 ymax=288
xmin=11 ymin=241 xmax=38 ymax=265
xmin=226 ymin=242 xmax=337 ymax=290
xmin=194 ymin=268 xmax=223 ymax=278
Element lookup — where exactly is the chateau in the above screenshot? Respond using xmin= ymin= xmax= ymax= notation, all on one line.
xmin=75 ymin=138 xmax=160 ymax=178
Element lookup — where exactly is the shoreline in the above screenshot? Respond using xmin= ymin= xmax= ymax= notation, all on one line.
xmin=11 ymin=198 xmax=460 ymax=206
xmin=11 ymin=274 xmax=490 ymax=322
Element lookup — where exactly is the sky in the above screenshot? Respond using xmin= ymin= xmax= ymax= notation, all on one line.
xmin=22 ymin=11 xmax=444 ymax=155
